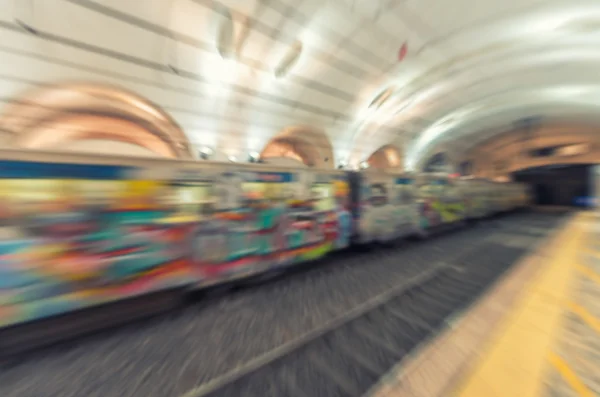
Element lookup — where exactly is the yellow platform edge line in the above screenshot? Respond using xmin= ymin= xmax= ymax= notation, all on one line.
xmin=575 ymin=263 xmax=600 ymax=287
xmin=568 ymin=301 xmax=600 ymax=334
xmin=451 ymin=214 xmax=584 ymax=397
xmin=547 ymin=352 xmax=596 ymax=397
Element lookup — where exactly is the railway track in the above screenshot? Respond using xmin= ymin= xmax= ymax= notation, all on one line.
xmin=182 ymin=212 xmax=568 ymax=397
xmin=0 ymin=211 xmax=569 ymax=397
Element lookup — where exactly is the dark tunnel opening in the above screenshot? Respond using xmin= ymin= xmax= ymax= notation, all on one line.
xmin=512 ymin=164 xmax=594 ymax=207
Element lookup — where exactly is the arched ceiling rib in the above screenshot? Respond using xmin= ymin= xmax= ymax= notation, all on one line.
xmin=0 ymin=82 xmax=193 ymax=158
xmin=1 ymin=0 xmax=600 ymax=165
xmin=367 ymin=144 xmax=403 ymax=171
xmin=261 ymin=125 xmax=334 ymax=168
xmin=408 ymin=90 xmax=600 ymax=170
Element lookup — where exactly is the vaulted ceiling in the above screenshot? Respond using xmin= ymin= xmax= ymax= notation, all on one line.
xmin=0 ymin=0 xmax=597 ymax=169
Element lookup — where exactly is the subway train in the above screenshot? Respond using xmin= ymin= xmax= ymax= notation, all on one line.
xmin=0 ymin=149 xmax=530 ymax=351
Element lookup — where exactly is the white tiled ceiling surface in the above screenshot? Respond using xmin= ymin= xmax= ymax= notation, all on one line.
xmin=0 ymin=0 xmax=597 ymax=168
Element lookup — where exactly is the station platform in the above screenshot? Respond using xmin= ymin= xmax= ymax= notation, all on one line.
xmin=368 ymin=210 xmax=600 ymax=397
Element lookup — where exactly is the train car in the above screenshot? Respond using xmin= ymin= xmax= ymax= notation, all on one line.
xmin=507 ymin=183 xmax=521 ymax=210
xmin=457 ymin=177 xmax=492 ymax=220
xmin=486 ymin=180 xmax=505 ymax=215
xmin=0 ymin=150 xmax=191 ymax=334
xmin=484 ymin=181 xmax=529 ymax=214
xmin=0 ymin=149 xmax=355 ymax=332
xmin=503 ymin=182 xmax=524 ymax=212
xmin=514 ymin=182 xmax=532 ymax=209
xmin=416 ymin=172 xmax=467 ymax=230
xmin=498 ymin=182 xmax=513 ymax=213
xmin=187 ymin=166 xmax=352 ymax=286
xmin=0 ymin=147 xmax=528 ymax=355
xmin=349 ymin=170 xmax=419 ymax=244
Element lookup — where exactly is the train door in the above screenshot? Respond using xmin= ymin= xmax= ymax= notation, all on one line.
xmin=416 ymin=175 xmax=442 ymax=230
xmin=357 ymin=171 xmax=395 ymax=243
xmin=239 ymin=169 xmax=299 ymax=269
xmin=309 ymin=171 xmax=351 ymax=253
xmin=467 ymin=180 xmax=481 ymax=219
xmin=175 ymin=168 xmax=245 ymax=283
xmin=475 ymin=180 xmax=487 ymax=218
xmin=426 ymin=175 xmax=450 ymax=224
xmin=456 ymin=179 xmax=473 ymax=219
xmin=332 ymin=174 xmax=352 ymax=249
xmin=481 ymin=180 xmax=495 ymax=216
xmin=393 ymin=176 xmax=417 ymax=238
xmin=445 ymin=177 xmax=466 ymax=223
xmin=486 ymin=182 xmax=499 ymax=214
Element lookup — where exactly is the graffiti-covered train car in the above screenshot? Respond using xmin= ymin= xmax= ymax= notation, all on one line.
xmin=0 ymin=148 xmax=527 ymax=354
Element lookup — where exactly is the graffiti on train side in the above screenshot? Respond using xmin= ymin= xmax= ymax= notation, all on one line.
xmin=417 ymin=176 xmax=467 ymax=228
xmin=190 ymin=172 xmax=352 ymax=283
xmin=358 ymin=181 xmax=420 ymax=243
xmin=0 ymin=164 xmax=353 ymax=327
xmin=0 ymin=175 xmax=190 ymax=327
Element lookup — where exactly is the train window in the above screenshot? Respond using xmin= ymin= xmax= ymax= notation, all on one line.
xmin=394 ymin=186 xmax=404 ymax=205
xmin=419 ymin=185 xmax=436 ymax=197
xmin=242 ymin=182 xmax=293 ymax=202
xmin=311 ymin=183 xmax=335 ymax=211
xmin=77 ymin=180 xmax=125 ymax=206
xmin=369 ymin=183 xmax=388 ymax=206
xmin=362 ymin=184 xmax=370 ymax=201
xmin=172 ymin=183 xmax=214 ymax=217
xmin=395 ymin=186 xmax=410 ymax=205
xmin=445 ymin=182 xmax=459 ymax=198
xmin=7 ymin=179 xmax=127 ymax=213
xmin=404 ymin=187 xmax=415 ymax=204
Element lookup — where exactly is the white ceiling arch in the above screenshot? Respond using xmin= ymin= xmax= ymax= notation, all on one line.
xmin=0 ymin=0 xmax=599 ymax=168
xmin=374 ymin=1 xmax=600 ymax=169
xmin=408 ymin=91 xmax=600 ymax=170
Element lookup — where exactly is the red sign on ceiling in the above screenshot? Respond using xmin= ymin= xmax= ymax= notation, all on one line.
xmin=398 ymin=42 xmax=408 ymax=62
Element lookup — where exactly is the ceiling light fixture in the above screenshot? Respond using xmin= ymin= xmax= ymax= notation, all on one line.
xmin=199 ymin=146 xmax=213 ymax=160
xmin=248 ymin=151 xmax=260 ymax=162
xmin=369 ymin=88 xmax=394 ymax=109
xmin=216 ymin=7 xmax=235 ymax=59
xmin=13 ymin=0 xmax=38 ymax=35
xmin=15 ymin=19 xmax=38 ymax=34
xmin=274 ymin=40 xmax=304 ymax=78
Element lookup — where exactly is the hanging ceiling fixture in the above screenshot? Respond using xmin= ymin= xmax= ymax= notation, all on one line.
xmin=274 ymin=41 xmax=304 ymax=78
xmin=199 ymin=146 xmax=213 ymax=160
xmin=13 ymin=0 xmax=38 ymax=34
xmin=248 ymin=151 xmax=260 ymax=162
xmin=369 ymin=88 xmax=394 ymax=109
xmin=216 ymin=6 xmax=235 ymax=59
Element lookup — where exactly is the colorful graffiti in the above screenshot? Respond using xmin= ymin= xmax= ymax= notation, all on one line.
xmin=0 ymin=161 xmax=191 ymax=327
xmin=191 ymin=172 xmax=351 ymax=284
xmin=0 ymin=161 xmax=352 ymax=327
xmin=354 ymin=176 xmax=421 ymax=243
xmin=418 ymin=176 xmax=466 ymax=227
